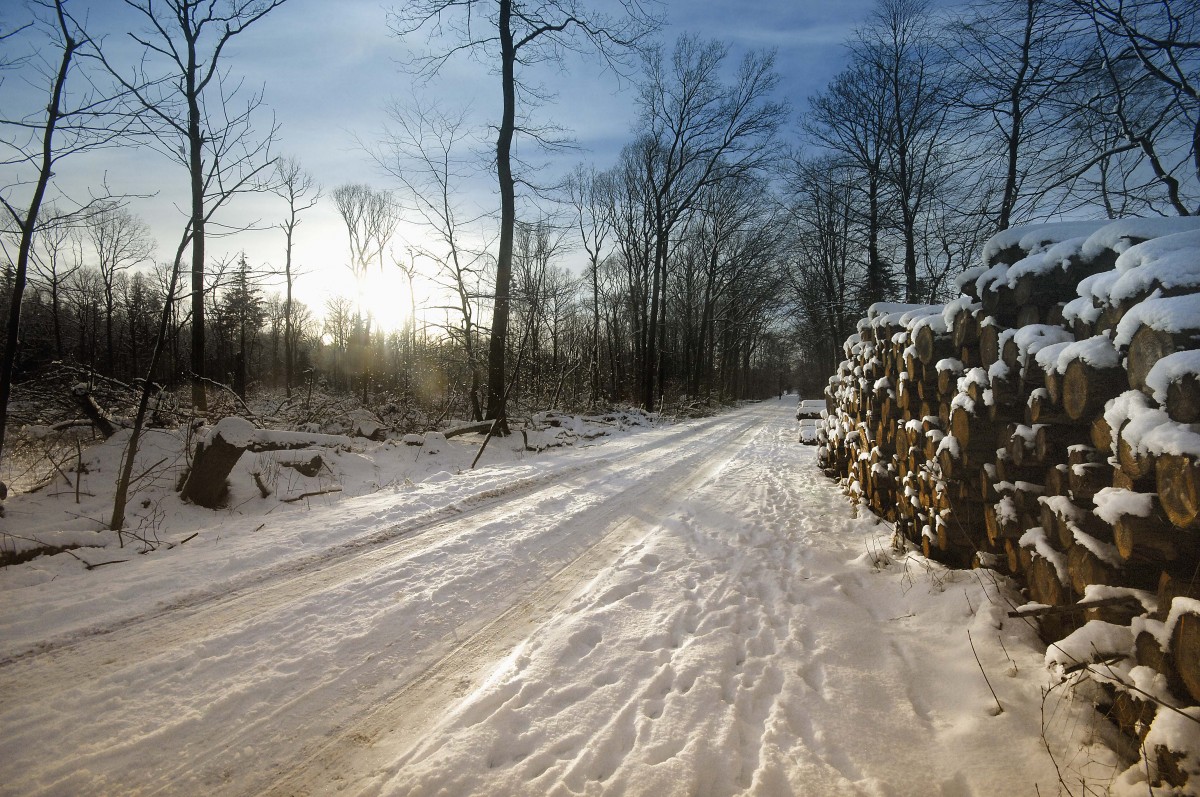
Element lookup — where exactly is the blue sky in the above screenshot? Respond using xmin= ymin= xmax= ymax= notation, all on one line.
xmin=11 ymin=0 xmax=879 ymax=330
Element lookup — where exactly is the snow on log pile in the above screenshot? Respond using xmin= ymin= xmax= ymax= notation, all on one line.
xmin=817 ymin=217 xmax=1200 ymax=790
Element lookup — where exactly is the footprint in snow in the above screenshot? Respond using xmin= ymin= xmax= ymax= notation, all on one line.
xmin=563 ymin=625 xmax=603 ymax=662
xmin=593 ymin=580 xmax=641 ymax=608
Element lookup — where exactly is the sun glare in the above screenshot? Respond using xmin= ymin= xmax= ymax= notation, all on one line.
xmin=351 ymin=267 xmax=450 ymax=337
xmin=302 ymin=256 xmax=460 ymax=341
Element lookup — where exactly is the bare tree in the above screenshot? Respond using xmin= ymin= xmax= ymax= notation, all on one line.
xmin=85 ymin=202 xmax=153 ymax=375
xmin=946 ymin=0 xmax=1087 ymax=229
xmin=372 ymin=101 xmax=490 ymax=420
xmin=331 ymin=182 xmax=400 ymax=402
xmin=782 ymin=157 xmax=863 ymax=374
xmin=100 ymin=0 xmax=289 ymax=412
xmin=28 ymin=206 xmax=84 ymax=356
xmin=272 ymin=155 xmax=319 ymax=396
xmin=858 ymin=0 xmax=957 ymax=302
xmin=390 ymin=0 xmax=661 ymax=429
xmin=0 ymin=1 xmax=133 ymax=497
xmin=631 ymin=35 xmax=786 ymax=409
xmin=110 ymin=228 xmax=189 ymax=532
xmin=806 ymin=62 xmax=894 ymax=306
xmin=331 ymin=183 xmax=400 ymax=280
xmin=1071 ymin=0 xmax=1199 ymax=215
xmin=563 ymin=164 xmax=613 ymax=407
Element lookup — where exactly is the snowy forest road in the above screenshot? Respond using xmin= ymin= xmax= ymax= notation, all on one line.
xmin=1 ymin=402 xmax=1095 ymax=797
xmin=1 ymin=406 xmax=761 ymax=796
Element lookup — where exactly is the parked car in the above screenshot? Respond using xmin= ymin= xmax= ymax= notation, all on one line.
xmin=796 ymin=399 xmax=825 ymax=420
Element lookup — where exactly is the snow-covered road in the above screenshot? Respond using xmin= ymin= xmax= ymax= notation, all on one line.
xmin=1 ymin=403 xmax=1111 ymax=796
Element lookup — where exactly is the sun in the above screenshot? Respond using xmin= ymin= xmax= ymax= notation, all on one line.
xmin=358 ymin=266 xmax=452 ymax=337
xmin=300 ymin=258 xmax=456 ymax=341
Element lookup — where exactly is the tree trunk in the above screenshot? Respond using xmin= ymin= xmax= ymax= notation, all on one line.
xmin=187 ymin=29 xmax=207 ymax=413
xmin=484 ymin=0 xmax=516 ymax=432
xmin=0 ymin=23 xmax=77 ymax=492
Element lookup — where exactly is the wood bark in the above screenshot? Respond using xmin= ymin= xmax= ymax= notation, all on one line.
xmin=1164 ymin=371 xmax=1200 ymax=424
xmin=70 ymin=386 xmax=117 ymax=438
xmin=180 ymin=434 xmax=246 ymax=508
xmin=1114 ymin=503 xmax=1198 ymax=564
xmin=1126 ymin=324 xmax=1200 ymax=394
xmin=1067 ymin=460 xmax=1112 ymax=503
xmin=952 ymin=307 xmax=981 ymax=349
xmin=1170 ymin=606 xmax=1200 ymax=704
xmin=1026 ymin=553 xmax=1079 ymax=641
xmin=1157 ymin=453 xmax=1200 ymax=529
xmin=978 ymin=324 xmax=1001 ymax=367
xmin=181 ymin=427 xmax=351 ymax=508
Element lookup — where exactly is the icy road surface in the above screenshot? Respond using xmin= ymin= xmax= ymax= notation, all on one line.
xmin=1 ymin=403 xmax=1107 ymax=796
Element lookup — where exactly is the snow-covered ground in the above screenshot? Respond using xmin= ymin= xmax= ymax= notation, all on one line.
xmin=1 ymin=402 xmax=1134 ymax=795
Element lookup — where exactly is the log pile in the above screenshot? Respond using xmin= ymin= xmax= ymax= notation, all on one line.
xmin=816 ymin=218 xmax=1200 ymax=788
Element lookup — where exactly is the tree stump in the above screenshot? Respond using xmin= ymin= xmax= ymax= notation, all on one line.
xmin=180 ymin=433 xmax=248 ymax=508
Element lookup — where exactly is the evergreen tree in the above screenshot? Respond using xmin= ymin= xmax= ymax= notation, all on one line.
xmin=218 ymin=254 xmax=266 ymax=398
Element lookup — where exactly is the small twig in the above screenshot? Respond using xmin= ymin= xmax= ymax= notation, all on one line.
xmin=85 ymin=559 xmax=129 ymax=569
xmin=281 ymin=487 xmax=342 ymax=503
xmin=75 ymin=439 xmax=83 ymax=504
xmin=967 ymin=629 xmax=1004 ymax=715
xmin=179 ymin=532 xmax=199 ymax=545
xmin=997 ymin=633 xmax=1016 ymax=673
xmin=1088 ymin=654 xmax=1200 ymax=728
xmin=46 ymin=452 xmax=72 ymax=484
xmin=189 ymin=373 xmax=260 ymax=423
xmin=129 ymin=457 xmax=169 ymax=489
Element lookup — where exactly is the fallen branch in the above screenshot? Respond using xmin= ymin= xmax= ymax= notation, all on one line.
xmin=190 ymin=373 xmax=260 ymax=423
xmin=1007 ymin=595 xmax=1143 ymax=618
xmin=442 ymin=421 xmax=494 ymax=439
xmin=49 ymin=419 xmax=95 ymax=432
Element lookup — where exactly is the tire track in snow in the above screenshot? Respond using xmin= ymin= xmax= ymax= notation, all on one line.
xmin=353 ymin=410 xmax=807 ymax=796
xmin=369 ymin=405 xmax=933 ymax=796
xmin=0 ymin=408 xmax=761 ymax=797
xmin=254 ymin=410 xmax=762 ymax=797
xmin=0 ymin=413 xmax=735 ymax=669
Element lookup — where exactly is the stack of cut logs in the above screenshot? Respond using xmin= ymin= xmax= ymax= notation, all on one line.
xmin=817 ymin=218 xmax=1200 ymax=788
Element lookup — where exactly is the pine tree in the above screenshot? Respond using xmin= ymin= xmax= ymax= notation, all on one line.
xmin=218 ymin=254 xmax=266 ymax=398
